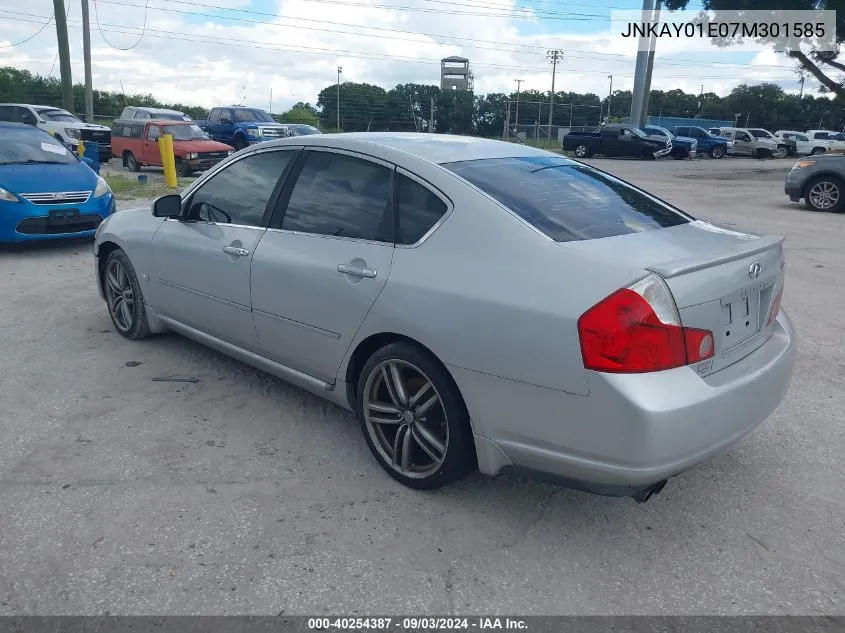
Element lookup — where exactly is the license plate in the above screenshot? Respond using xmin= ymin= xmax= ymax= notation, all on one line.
xmin=49 ymin=209 xmax=80 ymax=225
xmin=720 ymin=282 xmax=763 ymax=352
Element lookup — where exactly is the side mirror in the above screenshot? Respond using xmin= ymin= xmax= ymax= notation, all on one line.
xmin=152 ymin=194 xmax=182 ymax=218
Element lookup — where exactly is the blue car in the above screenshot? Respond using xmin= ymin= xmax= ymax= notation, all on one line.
xmin=0 ymin=122 xmax=116 ymax=244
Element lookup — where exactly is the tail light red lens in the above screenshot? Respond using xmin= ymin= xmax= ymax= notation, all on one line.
xmin=578 ymin=274 xmax=714 ymax=374
xmin=766 ymin=287 xmax=783 ymax=326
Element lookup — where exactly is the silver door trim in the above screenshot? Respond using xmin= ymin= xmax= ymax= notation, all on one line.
xmin=157 ymin=315 xmax=353 ymax=411
xmin=263 ymin=227 xmax=395 ymax=248
xmin=252 ymin=308 xmax=341 ymax=340
xmin=156 ymin=278 xmax=251 ymax=313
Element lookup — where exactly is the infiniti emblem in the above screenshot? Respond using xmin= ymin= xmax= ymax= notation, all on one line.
xmin=748 ymin=262 xmax=762 ymax=279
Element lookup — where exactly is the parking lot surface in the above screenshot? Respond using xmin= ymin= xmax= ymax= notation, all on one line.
xmin=1 ymin=157 xmax=843 ymax=615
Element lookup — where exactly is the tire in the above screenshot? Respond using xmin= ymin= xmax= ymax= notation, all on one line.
xmin=125 ymin=151 xmax=141 ymax=172
xmin=176 ymin=158 xmax=192 ymax=177
xmin=774 ymin=146 xmax=788 ymax=159
xmin=804 ymin=175 xmax=845 ymax=213
xmin=573 ymin=144 xmax=591 ymax=158
xmin=709 ymin=146 xmax=725 ymax=159
xmin=671 ymin=152 xmax=685 ymax=160
xmin=233 ymin=136 xmax=248 ymax=151
xmin=811 ymin=147 xmax=826 ymax=156
xmin=103 ymin=249 xmax=152 ymax=340
xmin=356 ymin=342 xmax=476 ymax=490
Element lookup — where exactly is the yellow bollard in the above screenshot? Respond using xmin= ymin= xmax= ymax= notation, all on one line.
xmin=158 ymin=134 xmax=178 ymax=188
xmin=77 ymin=139 xmax=85 ymax=159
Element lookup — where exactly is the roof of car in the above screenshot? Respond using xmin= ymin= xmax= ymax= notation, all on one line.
xmin=266 ymin=132 xmax=561 ymax=165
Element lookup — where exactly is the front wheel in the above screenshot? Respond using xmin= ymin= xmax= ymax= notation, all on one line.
xmin=233 ymin=136 xmax=248 ymax=151
xmin=709 ymin=146 xmax=725 ymax=159
xmin=774 ymin=146 xmax=788 ymax=159
xmin=573 ymin=144 xmax=591 ymax=158
xmin=356 ymin=342 xmax=476 ymax=490
xmin=176 ymin=158 xmax=192 ymax=177
xmin=103 ymin=249 xmax=152 ymax=340
xmin=805 ymin=175 xmax=845 ymax=212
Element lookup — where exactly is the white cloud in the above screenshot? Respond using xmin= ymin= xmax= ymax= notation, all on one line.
xmin=0 ymin=0 xmax=823 ymax=115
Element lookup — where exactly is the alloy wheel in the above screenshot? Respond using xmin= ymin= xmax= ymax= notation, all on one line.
xmin=809 ymin=180 xmax=840 ymax=210
xmin=575 ymin=145 xmax=588 ymax=158
xmin=362 ymin=359 xmax=449 ymax=479
xmin=105 ymin=259 xmax=135 ymax=332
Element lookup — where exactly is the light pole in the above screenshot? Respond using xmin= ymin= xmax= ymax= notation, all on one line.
xmin=514 ymin=79 xmax=523 ymax=131
xmin=606 ymin=75 xmax=613 ymax=123
xmin=337 ymin=66 xmax=343 ymax=132
xmin=545 ymin=50 xmax=563 ymax=143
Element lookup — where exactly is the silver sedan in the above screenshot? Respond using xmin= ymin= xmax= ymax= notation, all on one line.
xmin=93 ymin=133 xmax=797 ymax=502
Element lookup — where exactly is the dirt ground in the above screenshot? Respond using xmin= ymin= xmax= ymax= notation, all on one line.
xmin=0 ymin=156 xmax=843 ymax=615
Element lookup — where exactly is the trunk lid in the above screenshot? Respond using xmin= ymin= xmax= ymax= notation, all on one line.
xmin=563 ymin=220 xmax=786 ymax=377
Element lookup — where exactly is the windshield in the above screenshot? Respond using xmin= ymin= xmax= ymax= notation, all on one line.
xmin=289 ymin=124 xmax=321 ymax=135
xmin=37 ymin=109 xmax=81 ymax=123
xmin=233 ymin=109 xmax=274 ymax=123
xmin=749 ymin=129 xmax=774 ymax=139
xmin=442 ymin=156 xmax=690 ymax=243
xmin=164 ymin=124 xmax=210 ymax=140
xmin=0 ymin=127 xmax=78 ymax=166
xmin=157 ymin=112 xmax=190 ymax=121
xmin=647 ymin=126 xmax=673 ymax=138
xmin=629 ymin=127 xmax=648 ymax=138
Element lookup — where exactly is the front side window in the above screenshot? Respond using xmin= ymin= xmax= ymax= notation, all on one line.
xmin=188 ymin=151 xmax=295 ymax=227
xmin=395 ymin=173 xmax=448 ymax=245
xmin=148 ymin=126 xmax=161 ymax=141
xmin=442 ymin=156 xmax=690 ymax=243
xmin=281 ymin=151 xmax=392 ymax=242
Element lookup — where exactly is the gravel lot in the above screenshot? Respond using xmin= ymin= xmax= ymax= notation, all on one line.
xmin=1 ymin=156 xmax=843 ymax=615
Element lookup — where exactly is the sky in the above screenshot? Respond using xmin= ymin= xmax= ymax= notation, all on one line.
xmin=0 ymin=0 xmax=827 ymax=115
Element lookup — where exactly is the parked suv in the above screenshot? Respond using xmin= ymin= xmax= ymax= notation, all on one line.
xmin=112 ymin=119 xmax=233 ymax=176
xmin=0 ymin=103 xmax=112 ymax=162
xmin=118 ymin=106 xmax=193 ymax=122
xmin=711 ymin=127 xmax=780 ymax=158
xmin=774 ymin=131 xmax=828 ymax=156
xmin=673 ymin=125 xmax=731 ymax=158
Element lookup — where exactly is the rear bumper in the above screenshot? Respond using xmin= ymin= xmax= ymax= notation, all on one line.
xmin=452 ymin=310 xmax=796 ymax=496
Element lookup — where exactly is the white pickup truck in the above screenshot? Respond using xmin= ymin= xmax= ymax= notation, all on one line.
xmin=805 ymin=129 xmax=845 ymax=153
xmin=0 ymin=103 xmax=112 ymax=162
xmin=774 ymin=130 xmax=830 ymax=156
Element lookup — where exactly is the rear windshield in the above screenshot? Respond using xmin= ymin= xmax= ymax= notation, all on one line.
xmin=441 ymin=156 xmax=691 ymax=242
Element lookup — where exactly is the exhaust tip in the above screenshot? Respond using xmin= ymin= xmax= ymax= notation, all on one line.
xmin=631 ymin=480 xmax=667 ymax=504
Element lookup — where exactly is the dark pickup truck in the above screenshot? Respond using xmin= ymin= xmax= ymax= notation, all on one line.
xmin=563 ymin=124 xmax=672 ymax=159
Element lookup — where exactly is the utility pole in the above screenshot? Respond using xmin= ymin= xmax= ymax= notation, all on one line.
xmin=799 ymin=75 xmax=806 ymax=99
xmin=269 ymin=86 xmax=273 ymax=116
xmin=514 ymin=79 xmax=523 ymax=129
xmin=336 ymin=66 xmax=342 ymax=131
xmin=629 ymin=0 xmax=654 ymax=127
xmin=504 ymin=99 xmax=511 ymax=140
xmin=640 ymin=0 xmax=662 ymax=124
xmin=606 ymin=75 xmax=613 ymax=123
xmin=53 ymin=0 xmax=73 ymax=112
xmin=80 ymin=0 xmax=94 ymax=123
xmin=546 ymin=49 xmax=563 ymax=142
xmin=430 ymin=97 xmax=434 ymax=133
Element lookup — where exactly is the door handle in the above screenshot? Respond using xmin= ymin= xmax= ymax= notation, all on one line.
xmin=223 ymin=246 xmax=250 ymax=257
xmin=337 ymin=264 xmax=377 ymax=278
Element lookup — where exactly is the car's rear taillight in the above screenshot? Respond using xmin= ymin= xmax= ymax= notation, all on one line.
xmin=766 ymin=287 xmax=783 ymax=326
xmin=577 ymin=274 xmax=714 ymax=374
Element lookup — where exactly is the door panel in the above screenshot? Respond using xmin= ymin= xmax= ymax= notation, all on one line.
xmin=252 ymin=148 xmax=396 ymax=383
xmin=251 ymin=233 xmax=393 ymax=382
xmin=149 ymin=220 xmax=266 ymax=352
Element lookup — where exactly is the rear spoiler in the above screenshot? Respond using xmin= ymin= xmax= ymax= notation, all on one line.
xmin=646 ymin=234 xmax=785 ymax=279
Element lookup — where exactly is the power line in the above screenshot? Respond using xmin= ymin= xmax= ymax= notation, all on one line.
xmin=0 ymin=11 xmax=55 ymax=47
xmin=92 ymin=0 xmax=150 ymax=50
xmin=0 ymin=11 xmax=811 ymax=82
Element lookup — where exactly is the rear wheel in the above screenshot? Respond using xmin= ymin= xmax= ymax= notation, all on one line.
xmin=103 ymin=249 xmax=152 ymax=340
xmin=709 ymin=145 xmax=725 ymax=159
xmin=805 ymin=175 xmax=845 ymax=212
xmin=573 ymin=144 xmax=591 ymax=158
xmin=125 ymin=151 xmax=141 ymax=172
xmin=811 ymin=147 xmax=826 ymax=156
xmin=356 ymin=342 xmax=476 ymax=490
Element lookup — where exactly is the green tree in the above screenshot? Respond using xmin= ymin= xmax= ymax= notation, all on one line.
xmin=280 ymin=103 xmax=319 ymax=126
xmin=661 ymin=0 xmax=845 ymax=99
xmin=436 ymin=89 xmax=474 ymax=134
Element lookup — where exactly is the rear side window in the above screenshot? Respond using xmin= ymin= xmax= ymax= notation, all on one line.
xmin=395 ymin=173 xmax=448 ymax=244
xmin=281 ymin=151 xmax=392 ymax=242
xmin=442 ymin=156 xmax=690 ymax=243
